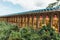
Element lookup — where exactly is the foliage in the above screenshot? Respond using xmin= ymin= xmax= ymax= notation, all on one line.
xmin=47 ymin=2 xmax=58 ymax=8
xmin=47 ymin=0 xmax=60 ymax=8
xmin=8 ymin=25 xmax=60 ymax=40
xmin=0 ymin=21 xmax=60 ymax=40
xmin=38 ymin=25 xmax=60 ymax=40
xmin=0 ymin=21 xmax=19 ymax=40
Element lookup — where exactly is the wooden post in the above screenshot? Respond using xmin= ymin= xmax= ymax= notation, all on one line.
xmin=59 ymin=12 xmax=60 ymax=32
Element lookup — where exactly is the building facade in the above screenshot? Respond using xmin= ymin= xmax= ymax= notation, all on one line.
xmin=0 ymin=6 xmax=60 ymax=32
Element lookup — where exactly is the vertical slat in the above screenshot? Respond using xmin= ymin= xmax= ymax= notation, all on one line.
xmin=52 ymin=12 xmax=59 ymax=32
xmin=38 ymin=13 xmax=43 ymax=29
xmin=58 ymin=12 xmax=60 ymax=32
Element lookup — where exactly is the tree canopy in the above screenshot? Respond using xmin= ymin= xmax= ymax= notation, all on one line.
xmin=47 ymin=0 xmax=60 ymax=8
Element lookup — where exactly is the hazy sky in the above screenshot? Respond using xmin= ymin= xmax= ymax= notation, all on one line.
xmin=0 ymin=0 xmax=56 ymax=16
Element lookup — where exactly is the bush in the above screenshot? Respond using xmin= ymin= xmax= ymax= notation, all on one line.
xmin=0 ymin=21 xmax=60 ymax=40
xmin=0 ymin=21 xmax=19 ymax=40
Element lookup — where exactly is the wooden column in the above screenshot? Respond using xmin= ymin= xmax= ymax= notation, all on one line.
xmin=59 ymin=12 xmax=60 ymax=32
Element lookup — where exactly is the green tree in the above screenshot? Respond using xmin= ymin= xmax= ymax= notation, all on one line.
xmin=47 ymin=0 xmax=60 ymax=8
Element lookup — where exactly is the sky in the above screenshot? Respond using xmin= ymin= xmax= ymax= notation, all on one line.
xmin=0 ymin=0 xmax=57 ymax=16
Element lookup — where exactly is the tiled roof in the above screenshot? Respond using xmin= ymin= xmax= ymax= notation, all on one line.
xmin=0 ymin=6 xmax=60 ymax=17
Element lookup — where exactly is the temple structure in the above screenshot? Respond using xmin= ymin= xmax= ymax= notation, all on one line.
xmin=0 ymin=6 xmax=60 ymax=32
